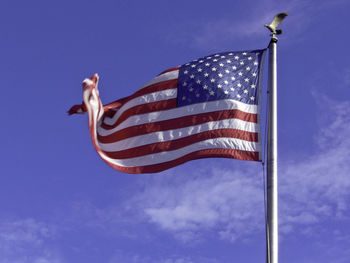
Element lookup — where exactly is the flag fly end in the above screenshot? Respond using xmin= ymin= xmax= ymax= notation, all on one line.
xmin=83 ymin=73 xmax=99 ymax=87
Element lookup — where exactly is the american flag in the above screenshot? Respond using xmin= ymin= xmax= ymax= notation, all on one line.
xmin=69 ymin=49 xmax=266 ymax=173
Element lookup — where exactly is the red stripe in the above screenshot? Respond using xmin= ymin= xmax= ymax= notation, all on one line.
xmin=102 ymin=129 xmax=258 ymax=159
xmin=103 ymin=99 xmax=177 ymax=129
xmin=101 ymin=79 xmax=178 ymax=126
xmin=158 ymin=67 xmax=180 ymax=76
xmin=99 ymin=148 xmax=260 ymax=174
xmin=98 ymin=109 xmax=257 ymax=143
xmin=135 ymin=79 xmax=178 ymax=97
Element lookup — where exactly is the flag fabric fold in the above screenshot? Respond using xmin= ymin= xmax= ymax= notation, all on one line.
xmin=70 ymin=49 xmax=266 ymax=173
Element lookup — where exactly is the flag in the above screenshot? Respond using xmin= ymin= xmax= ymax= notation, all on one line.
xmin=69 ymin=49 xmax=266 ymax=173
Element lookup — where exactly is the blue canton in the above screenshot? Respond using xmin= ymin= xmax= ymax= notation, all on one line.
xmin=177 ymin=50 xmax=265 ymax=107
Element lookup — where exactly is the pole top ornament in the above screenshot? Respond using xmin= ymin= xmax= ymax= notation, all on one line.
xmin=265 ymin=12 xmax=288 ymax=36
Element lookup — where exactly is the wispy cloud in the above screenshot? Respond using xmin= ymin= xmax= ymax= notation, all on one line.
xmin=178 ymin=0 xmax=349 ymax=49
xmin=137 ymin=167 xmax=264 ymax=243
xmin=0 ymin=218 xmax=63 ymax=263
xmin=108 ymin=250 xmax=217 ymax=263
xmin=280 ymin=95 xmax=350 ymax=227
xmin=185 ymin=0 xmax=292 ymax=49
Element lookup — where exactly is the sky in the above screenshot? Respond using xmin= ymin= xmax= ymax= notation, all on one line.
xmin=1 ymin=0 xmax=350 ymax=262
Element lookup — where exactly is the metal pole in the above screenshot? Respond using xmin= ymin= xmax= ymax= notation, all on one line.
xmin=267 ymin=35 xmax=278 ymax=263
xmin=264 ymin=12 xmax=287 ymax=263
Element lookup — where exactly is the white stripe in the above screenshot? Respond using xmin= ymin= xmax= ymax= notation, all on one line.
xmin=103 ymin=89 xmax=177 ymax=125
xmin=99 ymin=118 xmax=258 ymax=152
xmin=98 ymin=99 xmax=258 ymax=136
xmin=138 ymin=70 xmax=179 ymax=91
xmin=99 ymin=137 xmax=260 ymax=167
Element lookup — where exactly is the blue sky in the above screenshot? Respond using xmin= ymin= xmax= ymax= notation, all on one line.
xmin=1 ymin=0 xmax=350 ymax=262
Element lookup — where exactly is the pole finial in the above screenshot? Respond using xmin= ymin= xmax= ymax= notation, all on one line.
xmin=264 ymin=12 xmax=288 ymax=36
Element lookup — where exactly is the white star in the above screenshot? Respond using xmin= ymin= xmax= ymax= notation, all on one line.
xmin=230 ymin=87 xmax=235 ymax=91
xmin=209 ymin=90 xmax=215 ymax=96
xmin=250 ymin=96 xmax=255 ymax=100
xmin=224 ymin=90 xmax=229 ymax=94
xmin=243 ymin=89 xmax=248 ymax=94
xmin=234 ymin=56 xmax=239 ymax=60
xmin=231 ymin=76 xmax=236 ymax=81
xmin=242 ymin=52 xmax=247 ymax=55
xmin=236 ymin=94 xmax=241 ymax=98
xmin=224 ymin=80 xmax=229 ymax=84
xmin=191 ymin=64 xmax=196 ymax=68
xmin=183 ymin=82 xmax=187 ymax=86
xmin=221 ymin=55 xmax=226 ymax=58
xmin=184 ymin=70 xmax=188 ymax=74
xmin=237 ymin=83 xmax=242 ymax=87
xmin=244 ymin=78 xmax=249 ymax=82
xmin=189 ymin=87 xmax=194 ymax=92
xmin=238 ymin=72 xmax=243 ymax=76
xmin=214 ymin=54 xmax=220 ymax=57
xmin=207 ymin=56 xmax=212 ymax=59
xmin=182 ymin=96 xmax=186 ymax=100
xmin=196 ymin=93 xmax=200 ymax=98
xmin=213 ymin=59 xmax=218 ymax=62
xmin=251 ymin=84 xmax=256 ymax=89
xmin=193 ymin=59 xmax=198 ymax=62
xmin=218 ymin=73 xmax=223 ymax=78
xmin=252 ymin=73 xmax=257 ymax=77
xmin=228 ymin=53 xmax=234 ymax=55
xmin=232 ymin=66 xmax=237 ymax=70
xmin=246 ymin=67 xmax=251 ymax=71
xmin=204 ymin=73 xmax=209 ymax=77
xmin=211 ymin=67 xmax=217 ymax=71
xmin=199 ymin=60 xmax=204 ymax=63
xmin=240 ymin=61 xmax=244 ymax=65
xmin=219 ymin=63 xmax=224 ymax=67
xmin=226 ymin=60 xmax=231 ymax=63
xmin=217 ymin=84 xmax=222 ymax=88
xmin=254 ymin=61 xmax=258 ymax=66
xmin=205 ymin=63 xmax=210 ymax=67
xmin=196 ymin=79 xmax=201 ymax=84
xmin=225 ymin=69 xmax=230 ymax=74
xmin=185 ymin=63 xmax=190 ymax=66
xmin=190 ymin=74 xmax=195 ymax=79
xmin=210 ymin=78 xmax=216 ymax=83
xmin=203 ymin=85 xmax=208 ymax=90
xmin=248 ymin=57 xmax=252 ymax=60
xmin=197 ymin=68 xmax=203 ymax=72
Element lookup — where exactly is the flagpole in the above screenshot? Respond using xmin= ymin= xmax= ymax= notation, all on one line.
xmin=265 ymin=12 xmax=287 ymax=263
xmin=267 ymin=35 xmax=278 ymax=263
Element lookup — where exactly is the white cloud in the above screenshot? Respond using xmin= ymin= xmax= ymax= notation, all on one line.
xmin=188 ymin=1 xmax=291 ymax=48
xmin=108 ymin=250 xmax=207 ymax=263
xmin=279 ymin=95 xmax=350 ymax=230
xmin=132 ymin=165 xmax=265 ymax=242
xmin=0 ymin=218 xmax=63 ymax=263
xmin=185 ymin=0 xmax=349 ymax=49
xmin=0 ymin=218 xmax=51 ymax=246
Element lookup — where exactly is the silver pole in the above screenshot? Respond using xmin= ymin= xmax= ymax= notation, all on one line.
xmin=267 ymin=35 xmax=278 ymax=263
xmin=264 ymin=13 xmax=287 ymax=263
